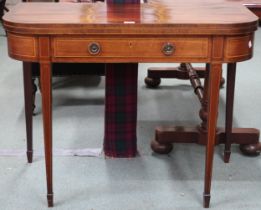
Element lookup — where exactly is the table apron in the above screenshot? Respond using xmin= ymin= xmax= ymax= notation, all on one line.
xmin=6 ymin=33 xmax=255 ymax=63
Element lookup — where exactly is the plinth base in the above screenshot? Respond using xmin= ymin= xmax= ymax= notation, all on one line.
xmin=151 ymin=126 xmax=260 ymax=156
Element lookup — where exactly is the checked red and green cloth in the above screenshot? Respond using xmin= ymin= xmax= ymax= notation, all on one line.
xmin=104 ymin=0 xmax=140 ymax=157
xmin=105 ymin=64 xmax=138 ymax=157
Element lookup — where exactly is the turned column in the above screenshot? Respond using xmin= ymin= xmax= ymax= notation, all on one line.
xmin=198 ymin=64 xmax=210 ymax=144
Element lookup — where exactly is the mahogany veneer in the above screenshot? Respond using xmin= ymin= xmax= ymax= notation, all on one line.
xmin=3 ymin=1 xmax=258 ymax=208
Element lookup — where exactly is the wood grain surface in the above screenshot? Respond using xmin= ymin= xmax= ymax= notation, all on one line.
xmin=3 ymin=1 xmax=258 ymax=35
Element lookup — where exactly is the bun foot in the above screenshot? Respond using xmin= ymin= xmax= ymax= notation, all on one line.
xmin=27 ymin=150 xmax=33 ymax=163
xmin=47 ymin=194 xmax=53 ymax=207
xmin=151 ymin=140 xmax=173 ymax=154
xmin=144 ymin=77 xmax=161 ymax=88
xmin=239 ymin=143 xmax=261 ymax=156
xmin=203 ymin=193 xmax=211 ymax=208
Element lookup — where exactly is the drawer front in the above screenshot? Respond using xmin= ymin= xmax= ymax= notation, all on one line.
xmin=7 ymin=33 xmax=38 ymax=61
xmin=224 ymin=34 xmax=254 ymax=62
xmin=52 ymin=37 xmax=210 ymax=62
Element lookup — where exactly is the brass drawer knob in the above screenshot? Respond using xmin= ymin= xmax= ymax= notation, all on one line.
xmin=162 ymin=43 xmax=175 ymax=56
xmin=88 ymin=42 xmax=101 ymax=55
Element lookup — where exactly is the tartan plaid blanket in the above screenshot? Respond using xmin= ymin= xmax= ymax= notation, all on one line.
xmin=104 ymin=64 xmax=138 ymax=157
xmin=104 ymin=0 xmax=140 ymax=157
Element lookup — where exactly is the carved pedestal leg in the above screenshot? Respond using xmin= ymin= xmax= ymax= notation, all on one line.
xmin=198 ymin=64 xmax=209 ymax=143
xmin=151 ymin=63 xmax=207 ymax=153
xmin=203 ymin=63 xmax=222 ymax=208
xmin=23 ymin=62 xmax=33 ymax=163
xmin=150 ymin=64 xmax=201 ymax=153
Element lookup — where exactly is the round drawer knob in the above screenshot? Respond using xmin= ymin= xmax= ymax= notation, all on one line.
xmin=88 ymin=42 xmax=101 ymax=55
xmin=162 ymin=43 xmax=175 ymax=56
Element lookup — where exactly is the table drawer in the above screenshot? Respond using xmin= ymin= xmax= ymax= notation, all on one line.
xmin=52 ymin=37 xmax=210 ymax=61
xmin=224 ymin=34 xmax=254 ymax=62
xmin=7 ymin=33 xmax=38 ymax=61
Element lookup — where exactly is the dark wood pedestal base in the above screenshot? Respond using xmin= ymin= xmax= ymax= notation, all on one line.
xmin=147 ymin=63 xmax=261 ymax=160
xmin=145 ymin=65 xmax=225 ymax=88
xmin=145 ymin=0 xmax=261 ymax=161
xmin=151 ymin=126 xmax=260 ymax=157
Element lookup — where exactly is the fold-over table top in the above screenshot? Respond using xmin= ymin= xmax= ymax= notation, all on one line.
xmin=3 ymin=1 xmax=259 ymax=35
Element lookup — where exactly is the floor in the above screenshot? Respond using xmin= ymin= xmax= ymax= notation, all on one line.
xmin=1 ymin=20 xmax=261 ymax=210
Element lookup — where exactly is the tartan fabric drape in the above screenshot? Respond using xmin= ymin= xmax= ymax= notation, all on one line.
xmin=104 ymin=64 xmax=138 ymax=157
xmin=104 ymin=0 xmax=140 ymax=157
